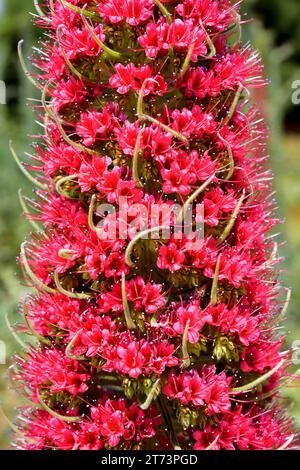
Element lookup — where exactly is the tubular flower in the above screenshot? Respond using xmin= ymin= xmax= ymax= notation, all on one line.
xmin=10 ymin=0 xmax=299 ymax=450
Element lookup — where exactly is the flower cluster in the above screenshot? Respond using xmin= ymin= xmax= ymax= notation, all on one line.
xmin=11 ymin=0 xmax=298 ymax=451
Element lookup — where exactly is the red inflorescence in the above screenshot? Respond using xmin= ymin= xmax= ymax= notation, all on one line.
xmin=11 ymin=0 xmax=299 ymax=450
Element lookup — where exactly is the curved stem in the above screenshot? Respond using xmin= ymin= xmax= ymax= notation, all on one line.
xmin=157 ymin=396 xmax=181 ymax=450
xmin=20 ymin=242 xmax=57 ymax=295
xmin=54 ymin=112 xmax=95 ymax=155
xmin=9 ymin=141 xmax=48 ymax=191
xmin=210 ymin=255 xmax=221 ymax=306
xmin=217 ymin=133 xmax=235 ymax=180
xmin=5 ymin=313 xmax=28 ymax=350
xmin=277 ymin=435 xmax=295 ymax=450
xmin=200 ymin=20 xmax=216 ymax=58
xmin=18 ymin=189 xmax=42 ymax=232
xmin=37 ymin=391 xmax=81 ymax=422
xmin=88 ymin=194 xmax=100 ymax=233
xmin=219 ymin=190 xmax=245 ymax=244
xmin=55 ymin=174 xmax=80 ymax=199
xmin=222 ymin=84 xmax=243 ymax=126
xmin=57 ymin=26 xmax=86 ymax=80
xmin=81 ymin=13 xmax=122 ymax=59
xmin=154 ymin=0 xmax=172 ymax=23
xmin=182 ymin=319 xmax=191 ymax=368
xmin=125 ymin=225 xmax=169 ymax=267
xmin=65 ymin=331 xmax=86 ymax=360
xmin=54 ymin=272 xmax=93 ymax=300
xmin=180 ymin=29 xmax=198 ymax=76
xmin=140 ymin=379 xmax=161 ymax=410
xmin=17 ymin=40 xmax=42 ymax=89
xmin=60 ymin=0 xmax=94 ymax=17
xmin=33 ymin=0 xmax=45 ymax=16
xmin=23 ymin=301 xmax=52 ymax=346
xmin=121 ymin=272 xmax=137 ymax=330
xmin=205 ymin=435 xmax=220 ymax=450
xmin=177 ymin=174 xmax=215 ymax=223
xmin=231 ymin=359 xmax=285 ymax=394
xmin=132 ymin=129 xmax=143 ymax=186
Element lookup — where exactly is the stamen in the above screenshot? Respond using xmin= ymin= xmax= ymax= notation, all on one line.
xmin=0 ymin=406 xmax=36 ymax=443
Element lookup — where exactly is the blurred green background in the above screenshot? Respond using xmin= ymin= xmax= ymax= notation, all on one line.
xmin=0 ymin=0 xmax=299 ymax=450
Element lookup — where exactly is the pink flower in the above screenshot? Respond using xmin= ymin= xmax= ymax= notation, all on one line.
xmin=76 ymin=107 xmax=114 ymax=146
xmin=109 ymin=63 xmax=168 ymax=95
xmin=173 ymin=300 xmax=211 ymax=343
xmin=157 ymin=242 xmax=186 ymax=272
xmin=98 ymin=0 xmax=154 ymax=26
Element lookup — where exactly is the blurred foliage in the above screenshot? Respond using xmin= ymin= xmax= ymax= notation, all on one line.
xmin=0 ymin=0 xmax=300 ymax=450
